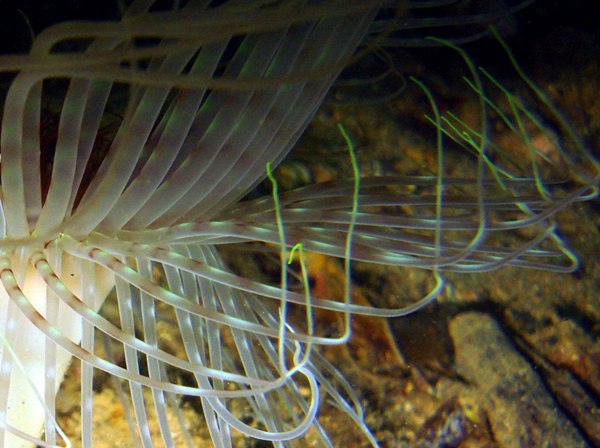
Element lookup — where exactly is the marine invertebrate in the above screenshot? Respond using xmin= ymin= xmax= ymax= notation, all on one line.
xmin=0 ymin=1 xmax=597 ymax=447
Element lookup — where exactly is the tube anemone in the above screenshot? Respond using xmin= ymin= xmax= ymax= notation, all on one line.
xmin=0 ymin=2 xmax=380 ymax=445
xmin=0 ymin=1 xmax=597 ymax=447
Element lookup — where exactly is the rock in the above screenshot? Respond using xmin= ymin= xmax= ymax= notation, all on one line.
xmin=450 ymin=312 xmax=588 ymax=448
